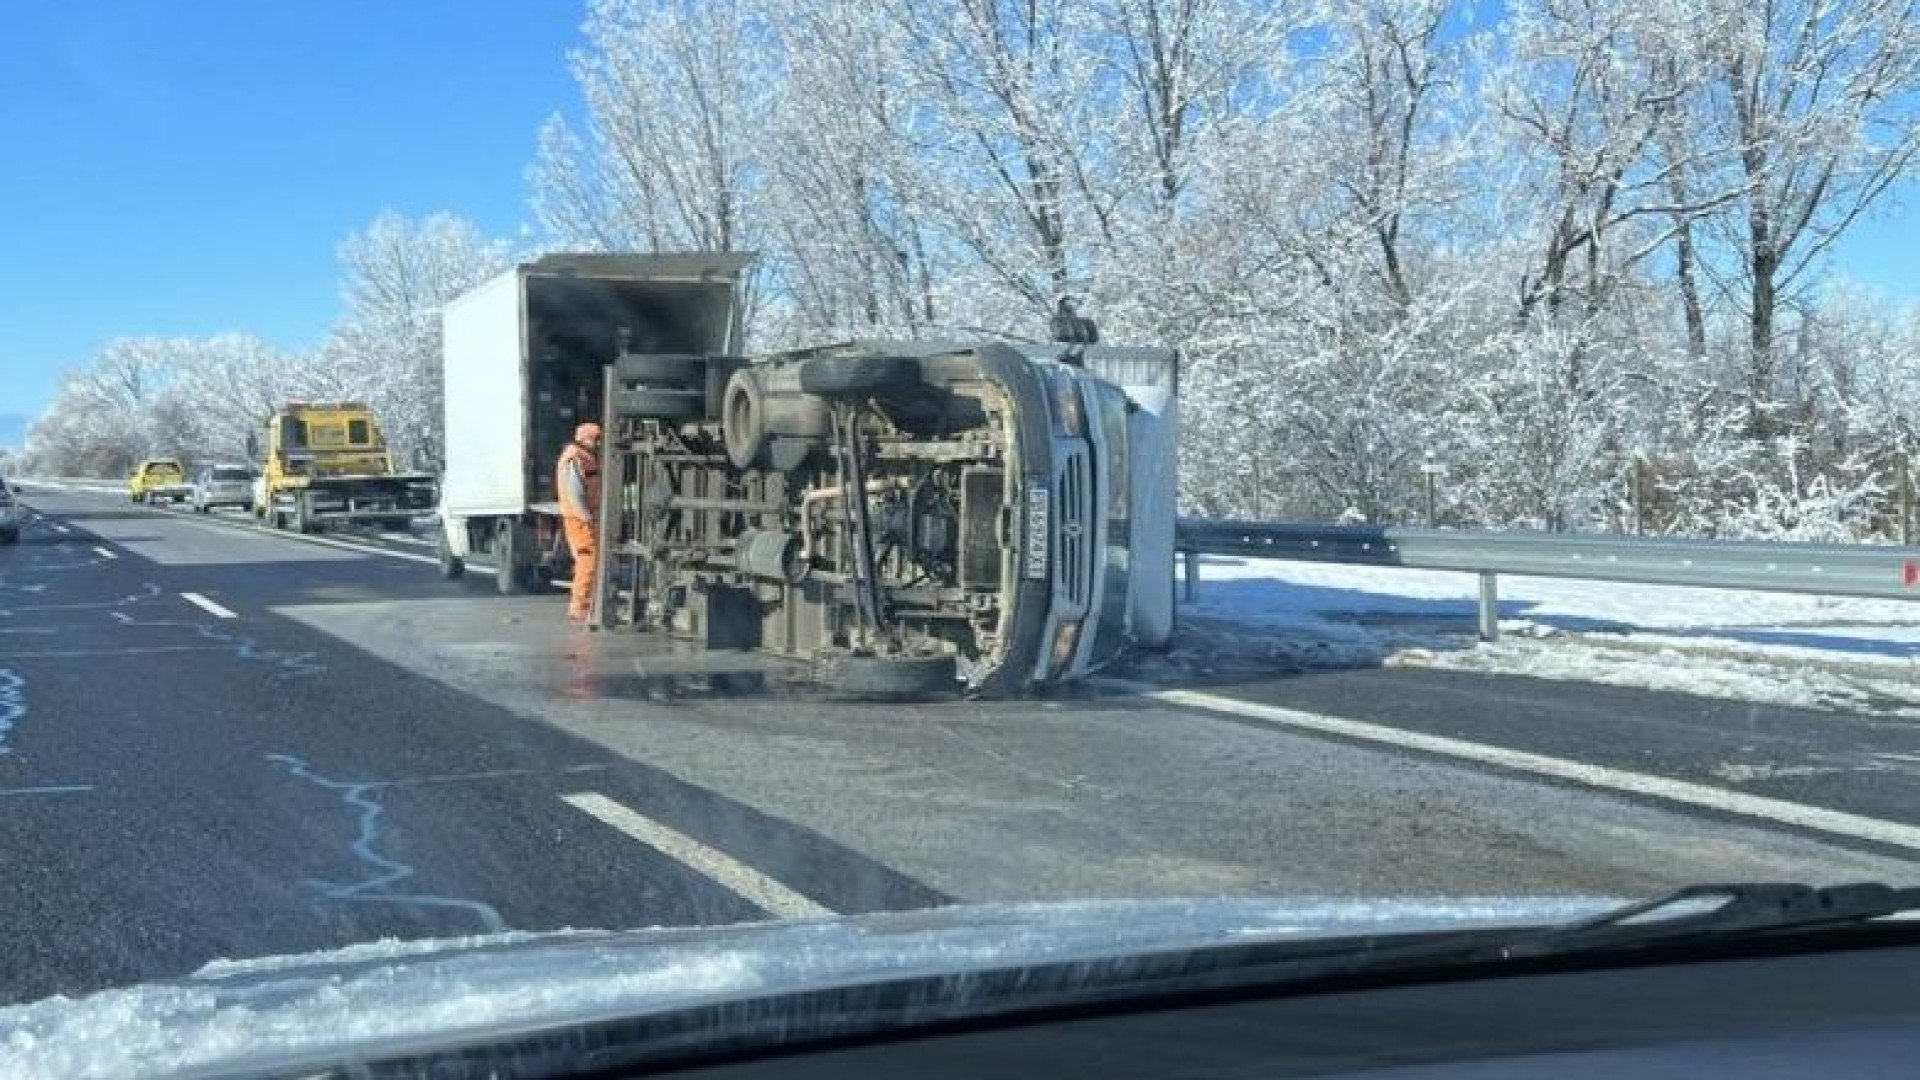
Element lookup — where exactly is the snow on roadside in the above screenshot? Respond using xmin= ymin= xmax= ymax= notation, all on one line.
xmin=1180 ymin=556 xmax=1920 ymax=716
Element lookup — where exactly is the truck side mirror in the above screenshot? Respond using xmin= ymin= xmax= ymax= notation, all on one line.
xmin=245 ymin=432 xmax=260 ymax=460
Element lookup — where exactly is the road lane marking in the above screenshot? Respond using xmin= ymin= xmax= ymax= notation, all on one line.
xmin=0 ymin=785 xmax=94 ymax=798
xmin=561 ymin=791 xmax=835 ymax=920
xmin=92 ymin=546 xmax=117 ymax=559
xmin=76 ymin=489 xmax=492 ymax=572
xmin=1106 ymin=680 xmax=1920 ymax=855
xmin=286 ymin=531 xmax=442 ymax=565
xmin=51 ymin=524 xmax=71 ymax=535
xmin=181 ymin=592 xmax=238 ymax=619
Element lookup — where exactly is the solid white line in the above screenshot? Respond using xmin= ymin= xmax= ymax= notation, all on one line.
xmin=180 ymin=591 xmax=238 ymax=619
xmin=75 ymin=483 xmax=504 ymax=576
xmin=561 ymin=791 xmax=835 ymax=920
xmin=284 ymin=530 xmax=442 ymax=565
xmin=1106 ymin=680 xmax=1920 ymax=854
xmin=91 ymin=546 xmax=117 ymax=560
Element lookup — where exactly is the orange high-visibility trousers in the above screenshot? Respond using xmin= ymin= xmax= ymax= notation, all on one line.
xmin=563 ymin=515 xmax=597 ymax=620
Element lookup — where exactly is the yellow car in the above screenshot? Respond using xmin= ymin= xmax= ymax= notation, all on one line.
xmin=130 ymin=458 xmax=192 ymax=504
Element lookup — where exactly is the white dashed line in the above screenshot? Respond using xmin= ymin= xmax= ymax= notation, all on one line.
xmin=561 ymin=791 xmax=835 ymax=920
xmin=52 ymin=524 xmax=71 ymax=535
xmin=180 ymin=592 xmax=238 ymax=619
xmin=1106 ymin=680 xmax=1920 ymax=855
xmin=92 ymin=546 xmax=117 ymax=560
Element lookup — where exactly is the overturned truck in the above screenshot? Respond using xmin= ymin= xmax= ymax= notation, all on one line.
xmin=440 ymin=254 xmax=1177 ymax=696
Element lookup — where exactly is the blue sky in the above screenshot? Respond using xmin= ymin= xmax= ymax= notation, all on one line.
xmin=2 ymin=2 xmax=1916 ymax=423
xmin=0 ymin=1 xmax=581 ymax=417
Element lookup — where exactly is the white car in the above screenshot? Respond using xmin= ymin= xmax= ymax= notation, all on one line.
xmin=0 ymin=478 xmax=20 ymax=544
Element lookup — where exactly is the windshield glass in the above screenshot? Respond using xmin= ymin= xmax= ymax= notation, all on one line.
xmin=4 ymin=1 xmax=1919 ymax=1073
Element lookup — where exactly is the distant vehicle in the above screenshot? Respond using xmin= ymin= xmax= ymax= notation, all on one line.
xmin=0 ymin=477 xmax=19 ymax=544
xmin=248 ymin=402 xmax=436 ymax=534
xmin=191 ymin=464 xmax=256 ymax=513
xmin=440 ymin=253 xmax=1179 ymax=696
xmin=129 ymin=458 xmax=191 ymax=504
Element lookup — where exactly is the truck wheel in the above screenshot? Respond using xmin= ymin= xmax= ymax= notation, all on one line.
xmin=495 ymin=520 xmax=531 ymax=595
xmin=436 ymin=528 xmax=465 ymax=580
xmin=798 ymin=356 xmax=918 ymax=397
xmin=610 ymin=388 xmax=705 ymax=421
xmin=614 ymin=353 xmax=706 ymax=388
xmin=820 ymin=654 xmax=958 ymax=697
xmin=721 ymin=369 xmax=767 ymax=469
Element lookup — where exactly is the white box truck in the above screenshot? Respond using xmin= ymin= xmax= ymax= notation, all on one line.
xmin=440 ymin=253 xmax=1178 ymax=696
xmin=438 ymin=253 xmax=750 ymax=592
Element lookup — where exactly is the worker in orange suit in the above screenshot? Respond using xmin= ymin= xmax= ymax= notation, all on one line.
xmin=557 ymin=421 xmax=603 ymax=624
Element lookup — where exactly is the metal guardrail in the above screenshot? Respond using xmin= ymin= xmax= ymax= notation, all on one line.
xmin=1175 ymin=519 xmax=1920 ymax=642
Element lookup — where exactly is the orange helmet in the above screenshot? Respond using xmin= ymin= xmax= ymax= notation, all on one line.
xmin=575 ymin=421 xmax=603 ymax=445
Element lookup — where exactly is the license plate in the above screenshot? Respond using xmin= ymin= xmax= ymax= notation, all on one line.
xmin=1024 ymin=476 xmax=1049 ymax=580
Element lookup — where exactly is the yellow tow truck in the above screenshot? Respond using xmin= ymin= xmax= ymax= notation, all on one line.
xmin=248 ymin=402 xmax=436 ymax=533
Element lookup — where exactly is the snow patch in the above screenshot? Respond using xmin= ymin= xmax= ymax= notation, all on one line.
xmin=0 ymin=898 xmax=1618 ymax=1080
xmin=1183 ymin=557 xmax=1920 ymax=714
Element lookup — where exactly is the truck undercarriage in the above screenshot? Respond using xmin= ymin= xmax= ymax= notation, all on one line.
xmin=595 ymin=347 xmax=1046 ymax=696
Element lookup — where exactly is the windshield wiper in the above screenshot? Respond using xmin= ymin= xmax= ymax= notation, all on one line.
xmin=1495 ymin=882 xmax=1920 ymax=961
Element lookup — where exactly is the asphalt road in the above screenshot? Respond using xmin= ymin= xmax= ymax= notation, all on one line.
xmin=4 ymin=485 xmax=1917 ymax=1005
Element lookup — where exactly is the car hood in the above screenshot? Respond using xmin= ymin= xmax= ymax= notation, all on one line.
xmin=0 ymin=896 xmax=1617 ymax=1080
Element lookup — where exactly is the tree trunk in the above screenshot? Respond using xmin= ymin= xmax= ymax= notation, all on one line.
xmin=1673 ymin=221 xmax=1707 ymax=359
xmin=1748 ymin=248 xmax=1778 ymax=440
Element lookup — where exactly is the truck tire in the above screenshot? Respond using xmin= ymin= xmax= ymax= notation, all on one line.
xmin=610 ymin=388 xmax=705 ymax=421
xmin=721 ymin=369 xmax=767 ymax=469
xmin=819 ymin=654 xmax=958 ymax=697
xmin=798 ymin=355 xmax=918 ymax=397
xmin=614 ymin=353 xmax=706 ymax=388
xmin=436 ymin=527 xmax=465 ymax=580
xmin=495 ymin=519 xmax=532 ymax=595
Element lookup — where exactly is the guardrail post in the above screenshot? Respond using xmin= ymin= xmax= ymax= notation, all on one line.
xmin=1477 ymin=572 xmax=1500 ymax=643
xmin=1182 ymin=548 xmax=1200 ymax=602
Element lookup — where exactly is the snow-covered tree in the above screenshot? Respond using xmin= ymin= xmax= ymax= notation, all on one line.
xmin=323 ymin=211 xmax=510 ymax=468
